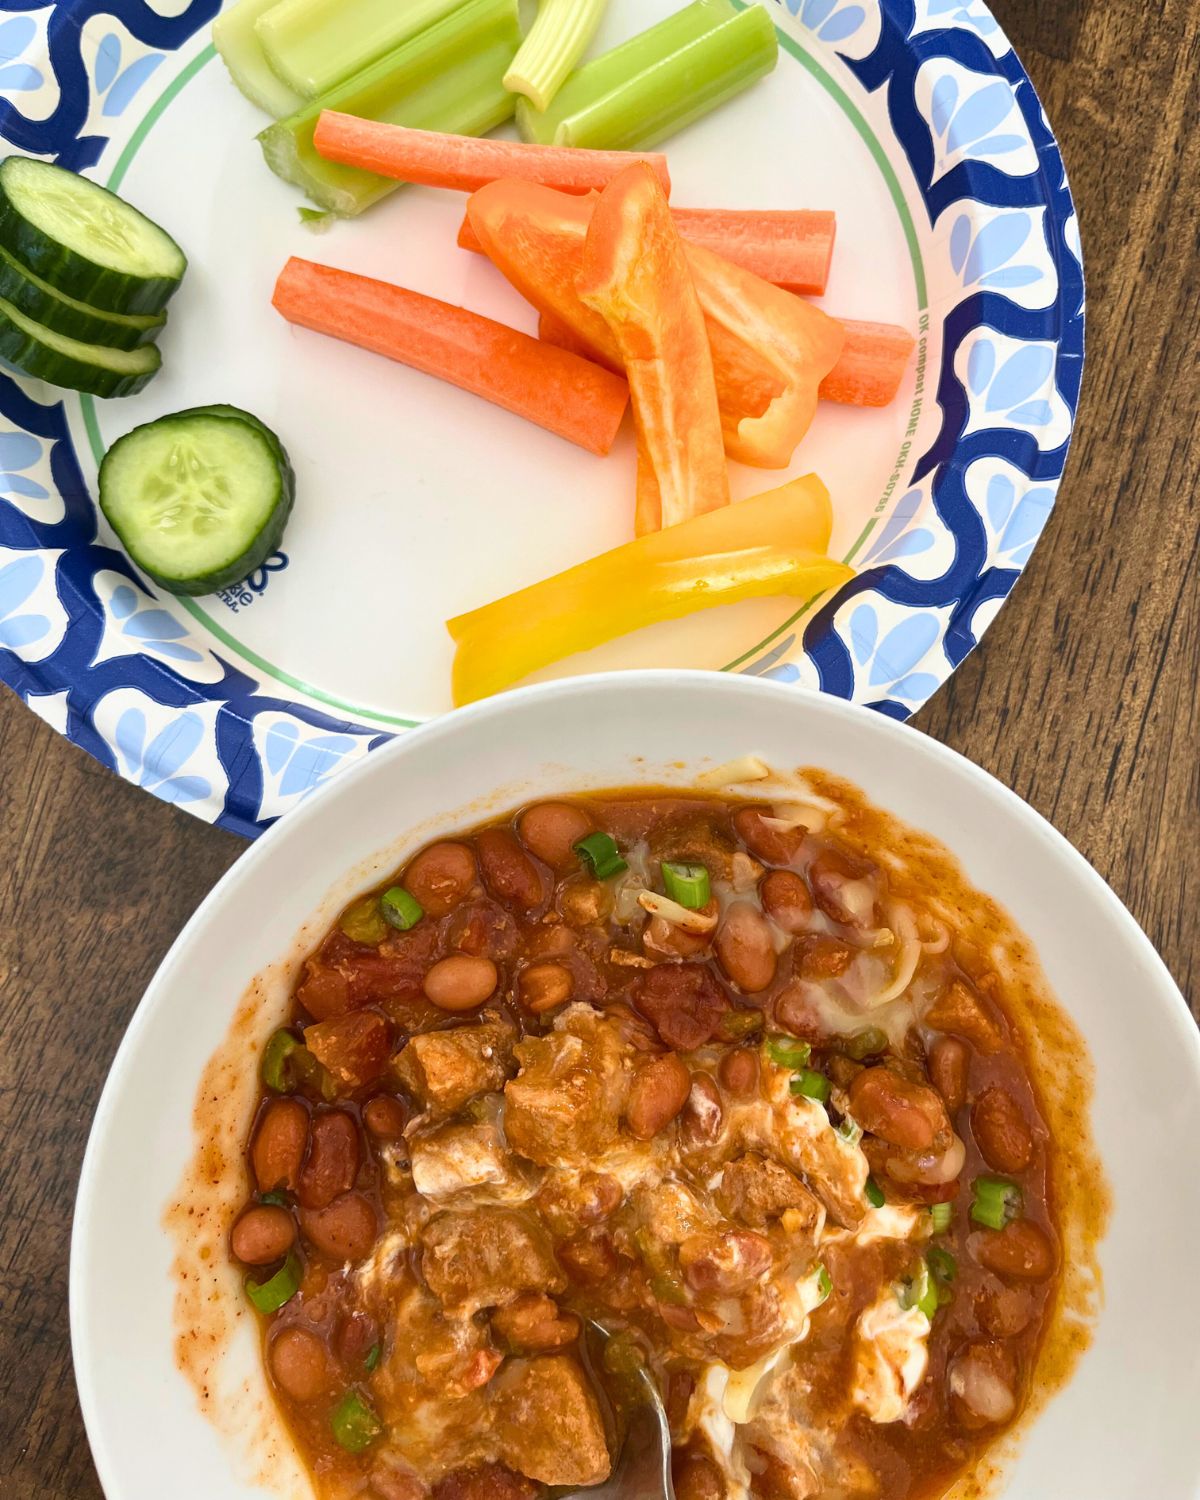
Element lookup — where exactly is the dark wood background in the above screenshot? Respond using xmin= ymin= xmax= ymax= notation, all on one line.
xmin=1 ymin=1 xmax=1197 ymax=1492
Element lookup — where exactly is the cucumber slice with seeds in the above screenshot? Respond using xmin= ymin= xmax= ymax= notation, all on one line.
xmin=99 ymin=408 xmax=296 ymax=596
xmin=0 ymin=156 xmax=186 ymax=315
xmin=0 ymin=243 xmax=165 ymax=348
xmin=0 ymin=294 xmax=160 ymax=396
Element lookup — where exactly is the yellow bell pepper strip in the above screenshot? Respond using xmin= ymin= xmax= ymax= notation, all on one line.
xmin=446 ymin=475 xmax=853 ymax=705
xmin=466 ymin=178 xmax=845 ymax=471
xmin=576 ymin=163 xmax=730 ymax=533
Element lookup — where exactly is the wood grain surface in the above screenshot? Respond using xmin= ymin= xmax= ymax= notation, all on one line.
xmin=0 ymin=2 xmax=1197 ymax=1492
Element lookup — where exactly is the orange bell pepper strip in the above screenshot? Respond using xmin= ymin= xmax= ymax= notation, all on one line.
xmin=575 ymin=163 xmax=730 ymax=532
xmin=446 ymin=474 xmax=853 ymax=705
xmin=465 ymin=179 xmax=846 ymax=470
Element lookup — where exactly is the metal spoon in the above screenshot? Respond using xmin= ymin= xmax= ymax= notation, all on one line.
xmin=567 ymin=1321 xmax=675 ymax=1500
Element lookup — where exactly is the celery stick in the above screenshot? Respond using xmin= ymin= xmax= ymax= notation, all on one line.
xmin=258 ymin=0 xmax=521 ymax=216
xmin=213 ymin=0 xmax=306 ymax=119
xmin=504 ymin=0 xmax=609 ymax=113
xmin=516 ymin=0 xmax=778 ymax=151
xmin=257 ymin=0 xmax=473 ymax=101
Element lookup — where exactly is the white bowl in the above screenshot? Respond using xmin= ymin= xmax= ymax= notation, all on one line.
xmin=71 ymin=671 xmax=1200 ymax=1500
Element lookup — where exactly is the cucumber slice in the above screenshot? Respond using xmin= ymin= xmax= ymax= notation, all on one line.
xmin=0 ymin=244 xmax=165 ymax=349
xmin=0 ymin=294 xmax=160 ymax=396
xmin=99 ymin=408 xmax=296 ymax=595
xmin=0 ymin=156 xmax=186 ymax=315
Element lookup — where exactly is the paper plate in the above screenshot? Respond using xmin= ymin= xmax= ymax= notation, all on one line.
xmin=0 ymin=0 xmax=1083 ymax=836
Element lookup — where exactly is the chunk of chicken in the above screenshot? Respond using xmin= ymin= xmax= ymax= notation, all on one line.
xmin=396 ymin=1015 xmax=516 ymax=1116
xmin=410 ymin=1120 xmax=534 ymax=1203
xmin=492 ymin=1356 xmax=611 ymax=1487
xmin=422 ymin=1208 xmax=564 ymax=1315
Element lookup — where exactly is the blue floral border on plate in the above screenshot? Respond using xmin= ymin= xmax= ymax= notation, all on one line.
xmin=0 ymin=0 xmax=1083 ymax=838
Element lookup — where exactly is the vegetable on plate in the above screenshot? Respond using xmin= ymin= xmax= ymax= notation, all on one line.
xmin=213 ymin=0 xmax=307 ymax=118
xmin=445 ymin=474 xmax=853 ymax=705
xmin=0 ymin=156 xmax=186 ymax=315
xmin=258 ymin=0 xmax=523 ymax=215
xmin=255 ymin=0 xmax=471 ymax=102
xmin=458 ymin=203 xmax=837 ymax=298
xmin=515 ymin=0 xmax=779 ymax=152
xmin=312 ymin=115 xmax=671 ymax=196
xmin=0 ymin=297 xmax=161 ymax=397
xmin=577 ymin=162 xmax=729 ymax=534
xmin=465 ymin=177 xmax=846 ymax=469
xmin=0 ymin=244 xmax=166 ymax=349
xmin=99 ymin=405 xmax=296 ymax=595
xmin=503 ymin=0 xmax=610 ymax=113
xmin=272 ymin=256 xmax=630 ymax=455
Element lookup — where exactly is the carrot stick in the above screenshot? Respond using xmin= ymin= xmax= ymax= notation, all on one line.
xmin=458 ymin=203 xmax=836 ymax=294
xmin=817 ymin=319 xmax=916 ymax=407
xmin=312 ymin=114 xmax=672 ymax=195
xmin=577 ymin=163 xmax=730 ymax=532
xmin=272 ymin=256 xmax=629 ymax=456
xmin=536 ymin=310 xmax=914 ymax=410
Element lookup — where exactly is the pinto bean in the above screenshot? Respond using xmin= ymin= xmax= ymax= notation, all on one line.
xmin=733 ymin=807 xmax=805 ymax=866
xmin=270 ymin=1327 xmax=331 ymax=1403
xmin=252 ymin=1098 xmax=309 ymax=1193
xmin=231 ymin=1205 xmax=296 ymax=1265
xmin=476 ymin=828 xmax=544 ymax=910
xmin=363 ymin=1094 xmax=409 ymax=1140
xmin=760 ymin=869 xmax=812 ymax=933
xmin=948 ymin=1340 xmax=1018 ymax=1430
xmin=679 ymin=1230 xmax=772 ymax=1294
xmin=680 ymin=1073 xmax=724 ymax=1147
xmin=296 ymin=1110 xmax=359 ymax=1210
xmin=847 ymin=1067 xmax=950 ymax=1151
xmin=795 ymin=935 xmax=855 ymax=980
xmin=673 ymin=1450 xmax=726 ymax=1500
xmin=627 ymin=1054 xmax=692 ymax=1139
xmin=491 ymin=1292 xmax=581 ymax=1353
xmin=404 ymin=842 xmax=478 ymax=918
xmin=518 ymin=962 xmax=574 ymax=1015
xmin=807 ymin=848 xmax=879 ymax=929
xmin=971 ymin=1088 xmax=1034 ymax=1173
xmin=975 ymin=1220 xmax=1056 ymax=1281
xmin=423 ymin=954 xmax=498 ymax=1012
xmin=715 ymin=903 xmax=777 ymax=993
xmin=974 ymin=1278 xmax=1036 ymax=1338
xmin=518 ymin=803 xmax=593 ymax=870
xmin=300 ymin=1190 xmax=378 ymax=1262
xmin=929 ymin=1036 xmax=969 ymax=1114
xmin=718 ymin=1047 xmax=759 ymax=1099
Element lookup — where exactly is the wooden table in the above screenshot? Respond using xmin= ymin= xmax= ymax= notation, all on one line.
xmin=1 ymin=2 xmax=1196 ymax=1493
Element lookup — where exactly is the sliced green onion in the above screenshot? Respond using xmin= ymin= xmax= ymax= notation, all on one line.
xmin=865 ymin=1176 xmax=886 ymax=1209
xmin=898 ymin=1260 xmax=939 ymax=1321
xmin=766 ymin=1035 xmax=811 ymax=1070
xmin=970 ymin=1175 xmax=1023 ymax=1231
xmin=719 ymin=1009 xmax=765 ymax=1040
xmin=515 ymin=0 xmax=778 ymax=152
xmin=330 ymin=1391 xmax=383 ymax=1453
xmin=380 ymin=885 xmax=424 ymax=931
xmin=928 ymin=1247 xmax=958 ymax=1286
xmin=661 ymin=860 xmax=711 ymax=909
xmin=815 ymin=1264 xmax=832 ymax=1304
xmin=259 ymin=1190 xmax=290 ymax=1209
xmin=649 ymin=1273 xmax=689 ymax=1306
xmin=601 ymin=1330 xmax=648 ymax=1378
xmin=574 ymin=831 xmax=628 ymax=880
xmin=790 ymin=1069 xmax=831 ymax=1103
xmin=256 ymin=0 xmax=470 ymax=100
xmin=262 ymin=1029 xmax=303 ymax=1093
xmin=504 ymin=0 xmax=609 ymax=112
xmin=259 ymin=0 xmax=522 ymax=217
xmin=844 ymin=1026 xmax=889 ymax=1061
xmin=364 ymin=1342 xmax=382 ymax=1372
xmin=340 ymin=894 xmax=387 ymax=946
xmin=928 ymin=1201 xmax=954 ymax=1234
xmin=835 ymin=1116 xmax=863 ymax=1147
xmin=245 ymin=1250 xmax=302 ymax=1314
